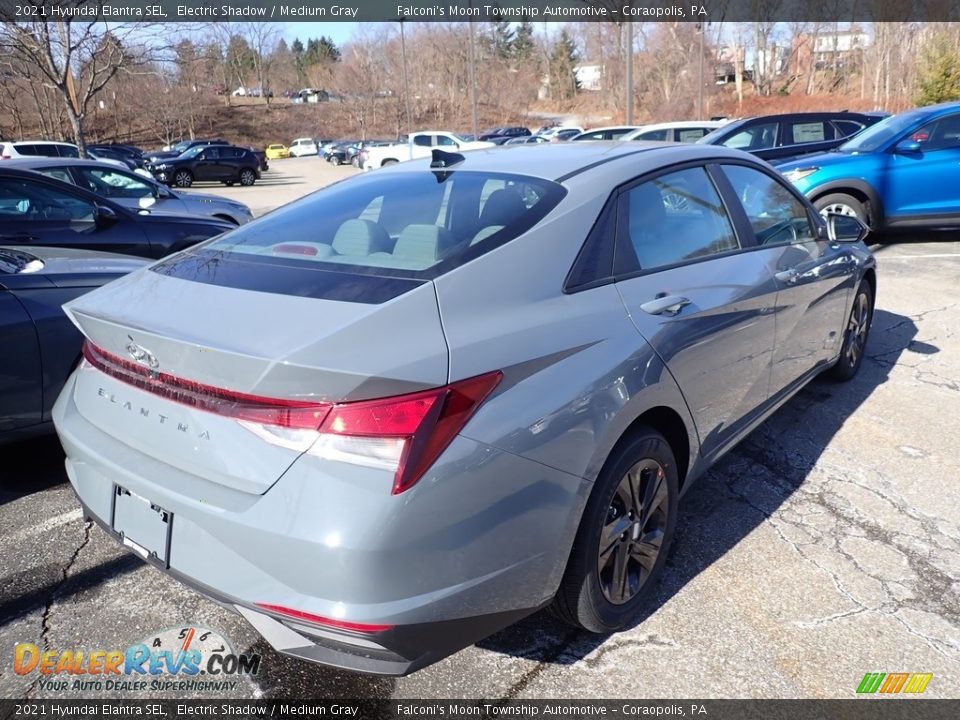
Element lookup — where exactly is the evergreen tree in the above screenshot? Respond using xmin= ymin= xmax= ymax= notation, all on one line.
xmin=549 ymin=29 xmax=580 ymax=101
xmin=489 ymin=21 xmax=515 ymax=61
xmin=916 ymin=33 xmax=960 ymax=106
xmin=512 ymin=20 xmax=535 ymax=63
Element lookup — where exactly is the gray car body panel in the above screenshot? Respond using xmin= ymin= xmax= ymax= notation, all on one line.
xmin=52 ymin=141 xmax=876 ymax=674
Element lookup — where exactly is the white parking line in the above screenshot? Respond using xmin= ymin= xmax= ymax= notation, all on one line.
xmin=878 ymin=253 xmax=960 ymax=259
xmin=11 ymin=508 xmax=83 ymax=542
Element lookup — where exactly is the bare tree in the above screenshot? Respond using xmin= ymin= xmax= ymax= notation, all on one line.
xmin=0 ymin=13 xmax=168 ymax=154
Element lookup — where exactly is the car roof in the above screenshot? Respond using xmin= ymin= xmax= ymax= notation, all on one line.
xmin=636 ymin=120 xmax=729 ymax=131
xmin=382 ymin=141 xmax=760 ymax=183
xmin=4 ymin=157 xmax=144 ymax=171
xmin=4 ymin=140 xmax=77 ymax=146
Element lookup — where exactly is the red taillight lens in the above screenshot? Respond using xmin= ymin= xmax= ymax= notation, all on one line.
xmin=253 ymin=603 xmax=393 ymax=634
xmin=317 ymin=371 xmax=502 ymax=494
xmin=82 ymin=340 xmax=501 ymax=492
xmin=82 ymin=341 xmax=331 ymax=430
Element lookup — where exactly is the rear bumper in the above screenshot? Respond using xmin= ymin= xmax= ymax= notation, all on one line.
xmin=53 ymin=372 xmax=588 ymax=674
xmin=77 ymin=498 xmax=542 ymax=675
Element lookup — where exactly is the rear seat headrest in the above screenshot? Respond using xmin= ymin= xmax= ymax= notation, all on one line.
xmin=393 ymin=224 xmax=455 ymax=263
xmin=332 ymin=218 xmax=392 ymax=256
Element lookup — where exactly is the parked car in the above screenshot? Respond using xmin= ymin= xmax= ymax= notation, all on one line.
xmin=52 ymin=142 xmax=875 ymax=676
xmin=326 ymin=141 xmax=359 ymax=166
xmin=145 ymin=139 xmax=229 ymax=165
xmin=538 ymin=125 xmax=584 ymax=139
xmin=86 ymin=145 xmax=144 ymax=171
xmin=0 ymin=140 xmax=80 ymax=160
xmin=697 ymin=111 xmax=888 ymax=164
xmin=570 ymin=126 xmax=643 ymax=141
xmin=289 ymin=138 xmax=319 ymax=157
xmin=478 ymin=126 xmax=532 ymax=142
xmin=503 ymin=136 xmax=550 ymax=145
xmin=779 ymin=101 xmax=960 ymax=230
xmin=620 ymin=120 xmax=731 ymax=143
xmin=0 ymin=166 xmax=232 ymax=258
xmin=551 ymin=128 xmax=584 ymax=142
xmin=266 ymin=144 xmax=290 ymax=160
xmin=0 ymin=246 xmax=147 ymax=444
xmin=361 ymin=131 xmax=494 ymax=170
xmin=148 ymin=145 xmax=261 ymax=188
xmin=10 ymin=158 xmax=254 ymax=225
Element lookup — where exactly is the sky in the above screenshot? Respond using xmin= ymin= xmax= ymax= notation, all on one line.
xmin=283 ymin=23 xmax=360 ymax=47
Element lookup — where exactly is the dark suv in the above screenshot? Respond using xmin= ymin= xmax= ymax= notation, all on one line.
xmin=144 ymin=138 xmax=230 ymax=165
xmin=697 ymin=112 xmax=888 ymax=164
xmin=478 ymin=126 xmax=532 ymax=143
xmin=148 ymin=145 xmax=261 ymax=187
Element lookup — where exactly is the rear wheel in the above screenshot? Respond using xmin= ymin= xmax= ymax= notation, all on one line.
xmin=827 ymin=281 xmax=873 ymax=381
xmin=552 ymin=428 xmax=678 ymax=633
xmin=239 ymin=169 xmax=256 ymax=186
xmin=814 ymin=193 xmax=868 ymax=226
xmin=173 ymin=170 xmax=193 ymax=188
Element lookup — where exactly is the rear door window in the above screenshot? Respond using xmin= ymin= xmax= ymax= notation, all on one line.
xmin=677 ymin=128 xmax=711 ymax=142
xmin=721 ymin=122 xmax=779 ymax=150
xmin=79 ymin=168 xmax=154 ymax=198
xmin=636 ymin=129 xmax=669 ymax=141
xmin=833 ymin=119 xmax=865 ymax=137
xmin=788 ymin=121 xmax=833 ymax=144
xmin=56 ymin=145 xmax=80 ymax=158
xmin=13 ymin=144 xmax=39 ymax=156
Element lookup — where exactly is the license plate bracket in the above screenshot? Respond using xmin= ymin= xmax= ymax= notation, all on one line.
xmin=111 ymin=486 xmax=172 ymax=566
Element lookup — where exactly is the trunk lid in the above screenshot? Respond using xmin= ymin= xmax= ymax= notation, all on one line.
xmin=64 ymin=265 xmax=448 ymax=494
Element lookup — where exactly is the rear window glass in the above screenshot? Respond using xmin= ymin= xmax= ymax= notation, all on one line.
xmin=193 ymin=170 xmax=565 ymax=278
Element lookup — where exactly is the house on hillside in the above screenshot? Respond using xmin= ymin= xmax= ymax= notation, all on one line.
xmin=791 ymin=28 xmax=870 ymax=75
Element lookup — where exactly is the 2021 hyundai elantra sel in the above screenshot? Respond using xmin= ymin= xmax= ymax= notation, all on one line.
xmin=53 ymin=142 xmax=876 ymax=675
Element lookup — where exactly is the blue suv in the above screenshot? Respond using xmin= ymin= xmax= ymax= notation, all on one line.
xmin=779 ymin=102 xmax=960 ymax=230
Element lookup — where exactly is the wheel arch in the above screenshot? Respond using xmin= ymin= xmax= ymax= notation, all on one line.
xmin=809 ymin=180 xmax=885 ymax=228
xmin=608 ymin=407 xmax=692 ymax=492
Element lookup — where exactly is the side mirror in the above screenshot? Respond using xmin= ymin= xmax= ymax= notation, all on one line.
xmin=95 ymin=204 xmax=119 ymax=226
xmin=155 ymin=185 xmax=172 ymax=199
xmin=825 ymin=212 xmax=869 ymax=244
xmin=894 ymin=139 xmax=922 ymax=154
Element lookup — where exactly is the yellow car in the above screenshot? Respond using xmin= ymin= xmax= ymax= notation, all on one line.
xmin=265 ymin=144 xmax=290 ymax=160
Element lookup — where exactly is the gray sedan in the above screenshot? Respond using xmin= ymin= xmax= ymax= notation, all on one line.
xmin=53 ymin=142 xmax=875 ymax=675
xmin=7 ymin=158 xmax=254 ymax=225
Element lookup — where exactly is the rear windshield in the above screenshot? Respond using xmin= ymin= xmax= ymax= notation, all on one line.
xmin=192 ymin=169 xmax=565 ymax=279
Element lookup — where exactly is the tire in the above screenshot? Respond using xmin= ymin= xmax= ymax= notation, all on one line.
xmin=827 ymin=280 xmax=874 ymax=381
xmin=552 ymin=428 xmax=679 ymax=633
xmin=814 ymin=193 xmax=869 ymax=226
xmin=173 ymin=170 xmax=193 ymax=188
xmin=329 ymin=156 xmax=341 ymax=166
xmin=239 ymin=169 xmax=256 ymax=186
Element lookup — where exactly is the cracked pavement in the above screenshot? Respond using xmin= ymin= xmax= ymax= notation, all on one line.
xmin=1 ymin=159 xmax=958 ymax=699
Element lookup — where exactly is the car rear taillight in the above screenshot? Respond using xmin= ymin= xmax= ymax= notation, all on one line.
xmin=82 ymin=340 xmax=501 ymax=493
xmin=82 ymin=341 xmax=332 ymax=430
xmin=253 ymin=603 xmax=393 ymax=634
xmin=311 ymin=371 xmax=502 ymax=494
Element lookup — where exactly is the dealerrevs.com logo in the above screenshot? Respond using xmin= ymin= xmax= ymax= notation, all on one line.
xmin=14 ymin=626 xmax=261 ymax=693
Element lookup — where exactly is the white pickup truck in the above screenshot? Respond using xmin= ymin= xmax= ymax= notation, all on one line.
xmin=362 ymin=131 xmax=495 ymax=170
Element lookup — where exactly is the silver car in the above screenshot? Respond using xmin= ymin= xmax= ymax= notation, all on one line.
xmin=53 ymin=142 xmax=876 ymax=675
xmin=8 ymin=158 xmax=254 ymax=225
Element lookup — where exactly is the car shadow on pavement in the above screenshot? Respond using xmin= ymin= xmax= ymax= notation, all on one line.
xmin=477 ymin=307 xmax=926 ymax=666
xmin=0 ymin=435 xmax=67 ymax=506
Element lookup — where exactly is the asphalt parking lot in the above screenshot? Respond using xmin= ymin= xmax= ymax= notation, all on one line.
xmin=1 ymin=157 xmax=958 ymax=699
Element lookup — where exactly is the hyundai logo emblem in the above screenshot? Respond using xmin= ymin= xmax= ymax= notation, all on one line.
xmin=125 ymin=335 xmax=159 ymax=371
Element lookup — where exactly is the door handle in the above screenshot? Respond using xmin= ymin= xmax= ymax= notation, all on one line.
xmin=640 ymin=295 xmax=691 ymax=316
xmin=775 ymin=268 xmax=799 ymax=284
